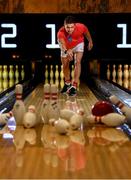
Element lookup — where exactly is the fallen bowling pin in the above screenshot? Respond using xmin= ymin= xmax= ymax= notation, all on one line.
xmin=60 ymin=109 xmax=76 ymax=121
xmin=105 ymin=113 xmax=126 ymax=126
xmin=49 ymin=118 xmax=70 ymax=135
xmin=86 ymin=113 xmax=126 ymax=127
xmin=70 ymin=109 xmax=85 ymax=130
xmin=23 ymin=105 xmax=37 ymax=128
xmin=70 ymin=114 xmax=82 ymax=130
xmin=109 ymin=95 xmax=131 ymax=122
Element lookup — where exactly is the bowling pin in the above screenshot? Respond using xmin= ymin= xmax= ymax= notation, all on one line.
xmin=21 ymin=65 xmax=25 ymax=81
xmin=123 ymin=64 xmax=129 ymax=88
xmin=112 ymin=64 xmax=116 ymax=82
xmin=86 ymin=113 xmax=126 ymax=127
xmin=12 ymin=84 xmax=26 ymax=125
xmin=117 ymin=64 xmax=123 ymax=86
xmin=69 ymin=109 xmax=85 ymax=130
xmin=9 ymin=65 xmax=15 ymax=87
xmin=0 ymin=65 xmax=3 ymax=92
xmin=60 ymin=109 xmax=76 ymax=121
xmin=3 ymin=65 xmax=8 ymax=90
xmin=44 ymin=65 xmax=48 ymax=84
xmin=15 ymin=65 xmax=19 ymax=84
xmin=40 ymin=83 xmax=50 ymax=124
xmin=109 ymin=95 xmax=131 ymax=123
xmin=49 ymin=118 xmax=70 ymax=135
xmin=55 ymin=65 xmax=59 ymax=87
xmin=23 ymin=105 xmax=37 ymax=128
xmin=48 ymin=84 xmax=60 ymax=120
xmin=107 ymin=64 xmax=110 ymax=80
xmin=71 ymin=65 xmax=74 ymax=81
xmin=50 ymin=65 xmax=54 ymax=84
xmin=0 ymin=111 xmax=13 ymax=127
xmin=60 ymin=65 xmax=64 ymax=88
xmin=129 ymin=65 xmax=131 ymax=90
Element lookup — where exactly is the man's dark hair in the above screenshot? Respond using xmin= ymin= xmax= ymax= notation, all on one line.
xmin=64 ymin=16 xmax=76 ymax=24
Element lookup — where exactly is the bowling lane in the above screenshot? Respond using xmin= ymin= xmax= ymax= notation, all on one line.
xmin=24 ymin=82 xmax=99 ymax=122
xmin=0 ymin=83 xmax=131 ymax=179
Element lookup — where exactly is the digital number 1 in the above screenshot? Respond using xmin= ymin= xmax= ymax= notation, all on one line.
xmin=117 ymin=23 xmax=131 ymax=48
xmin=45 ymin=24 xmax=59 ymax=48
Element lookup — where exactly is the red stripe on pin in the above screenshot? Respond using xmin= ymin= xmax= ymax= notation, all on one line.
xmin=28 ymin=108 xmax=35 ymax=113
xmin=44 ymin=93 xmax=50 ymax=99
xmin=95 ymin=116 xmax=101 ymax=123
xmin=51 ymin=93 xmax=57 ymax=100
xmin=9 ymin=111 xmax=13 ymax=117
xmin=116 ymin=101 xmax=124 ymax=109
xmin=51 ymin=93 xmax=57 ymax=96
xmin=52 ymin=98 xmax=57 ymax=100
xmin=16 ymin=93 xmax=22 ymax=100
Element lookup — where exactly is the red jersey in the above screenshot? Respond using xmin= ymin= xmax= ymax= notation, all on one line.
xmin=57 ymin=23 xmax=88 ymax=49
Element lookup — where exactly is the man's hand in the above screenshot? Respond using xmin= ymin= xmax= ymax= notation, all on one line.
xmin=67 ymin=49 xmax=73 ymax=61
xmin=87 ymin=41 xmax=93 ymax=51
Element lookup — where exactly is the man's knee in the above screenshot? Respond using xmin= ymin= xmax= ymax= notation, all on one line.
xmin=61 ymin=59 xmax=68 ymax=67
xmin=75 ymin=59 xmax=81 ymax=66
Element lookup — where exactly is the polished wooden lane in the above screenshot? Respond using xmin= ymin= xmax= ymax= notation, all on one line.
xmin=0 ymin=83 xmax=131 ymax=179
xmin=24 ymin=83 xmax=99 ymax=117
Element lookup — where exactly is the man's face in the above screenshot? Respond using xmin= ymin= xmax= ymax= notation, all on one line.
xmin=64 ymin=23 xmax=75 ymax=34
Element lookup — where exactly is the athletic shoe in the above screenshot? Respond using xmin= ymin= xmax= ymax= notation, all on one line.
xmin=67 ymin=86 xmax=77 ymax=96
xmin=60 ymin=83 xmax=71 ymax=94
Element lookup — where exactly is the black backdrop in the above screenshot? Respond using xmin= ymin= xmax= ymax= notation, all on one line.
xmin=0 ymin=13 xmax=131 ymax=60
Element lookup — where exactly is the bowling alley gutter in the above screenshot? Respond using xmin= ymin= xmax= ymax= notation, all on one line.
xmin=88 ymin=77 xmax=131 ymax=138
xmin=88 ymin=77 xmax=131 ymax=108
xmin=0 ymin=80 xmax=35 ymax=113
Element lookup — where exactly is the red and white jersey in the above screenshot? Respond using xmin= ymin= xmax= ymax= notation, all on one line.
xmin=57 ymin=23 xmax=88 ymax=49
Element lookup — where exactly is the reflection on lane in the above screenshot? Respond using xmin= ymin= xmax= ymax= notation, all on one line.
xmin=41 ymin=125 xmax=87 ymax=171
xmin=87 ymin=126 xmax=129 ymax=151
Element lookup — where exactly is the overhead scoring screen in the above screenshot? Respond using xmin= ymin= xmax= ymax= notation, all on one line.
xmin=0 ymin=13 xmax=131 ymax=59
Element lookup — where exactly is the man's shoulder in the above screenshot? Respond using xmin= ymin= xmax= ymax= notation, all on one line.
xmin=57 ymin=26 xmax=65 ymax=38
xmin=76 ymin=23 xmax=85 ymax=27
xmin=58 ymin=26 xmax=64 ymax=32
xmin=75 ymin=23 xmax=88 ymax=32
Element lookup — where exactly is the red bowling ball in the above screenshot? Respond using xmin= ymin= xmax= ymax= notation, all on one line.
xmin=92 ymin=101 xmax=114 ymax=116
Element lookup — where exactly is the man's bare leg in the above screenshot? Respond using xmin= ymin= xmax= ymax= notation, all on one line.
xmin=60 ymin=57 xmax=71 ymax=93
xmin=73 ymin=52 xmax=83 ymax=87
xmin=67 ymin=52 xmax=83 ymax=96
